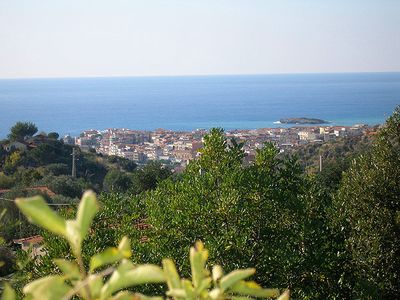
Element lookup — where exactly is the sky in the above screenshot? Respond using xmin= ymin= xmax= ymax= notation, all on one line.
xmin=0 ymin=0 xmax=399 ymax=79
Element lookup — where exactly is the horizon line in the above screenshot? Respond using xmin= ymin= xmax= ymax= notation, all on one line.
xmin=1 ymin=70 xmax=400 ymax=81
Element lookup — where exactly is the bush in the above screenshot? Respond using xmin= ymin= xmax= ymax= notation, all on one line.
xmin=4 ymin=191 xmax=289 ymax=300
xmin=0 ymin=245 xmax=15 ymax=276
xmin=333 ymin=106 xmax=400 ymax=298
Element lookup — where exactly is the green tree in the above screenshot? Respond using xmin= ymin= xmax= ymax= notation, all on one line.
xmin=131 ymin=161 xmax=171 ymax=194
xmin=0 ymin=245 xmax=16 ymax=276
xmin=0 ymin=173 xmax=15 ymax=189
xmin=38 ymin=175 xmax=84 ymax=198
xmin=334 ymin=106 xmax=400 ymax=298
xmin=140 ymin=130 xmax=332 ymax=297
xmin=103 ymin=169 xmax=132 ymax=193
xmin=47 ymin=132 xmax=59 ymax=140
xmin=8 ymin=122 xmax=38 ymax=142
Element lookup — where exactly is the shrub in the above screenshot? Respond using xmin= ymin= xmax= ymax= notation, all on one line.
xmin=2 ymin=191 xmax=289 ymax=300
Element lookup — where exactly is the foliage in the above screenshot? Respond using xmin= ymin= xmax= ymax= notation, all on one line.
xmin=139 ymin=129 xmax=342 ymax=298
xmin=38 ymin=175 xmax=85 ymax=199
xmin=47 ymin=132 xmax=59 ymax=140
xmin=0 ymin=173 xmax=15 ymax=189
xmin=288 ymin=133 xmax=373 ymax=180
xmin=107 ymin=156 xmax=137 ymax=172
xmin=333 ymin=106 xmax=400 ymax=298
xmin=103 ymin=170 xmax=132 ymax=193
xmin=43 ymin=163 xmax=70 ymax=176
xmin=0 ymin=246 xmax=15 ymax=277
xmin=130 ymin=161 xmax=172 ymax=194
xmin=4 ymin=191 xmax=289 ymax=300
xmin=8 ymin=122 xmax=38 ymax=142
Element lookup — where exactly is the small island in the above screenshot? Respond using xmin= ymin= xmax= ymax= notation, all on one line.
xmin=279 ymin=117 xmax=329 ymax=125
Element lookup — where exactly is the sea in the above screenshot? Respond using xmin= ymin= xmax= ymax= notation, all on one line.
xmin=0 ymin=72 xmax=399 ymax=138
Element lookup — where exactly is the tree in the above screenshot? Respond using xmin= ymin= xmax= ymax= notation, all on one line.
xmin=0 ymin=173 xmax=15 ymax=189
xmin=47 ymin=132 xmax=59 ymax=140
xmin=131 ymin=161 xmax=171 ymax=194
xmin=8 ymin=122 xmax=38 ymax=142
xmin=103 ymin=169 xmax=132 ymax=193
xmin=140 ymin=130 xmax=334 ymax=297
xmin=0 ymin=245 xmax=15 ymax=276
xmin=334 ymin=106 xmax=400 ymax=298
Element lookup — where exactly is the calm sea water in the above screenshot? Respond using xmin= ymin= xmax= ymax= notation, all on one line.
xmin=0 ymin=73 xmax=399 ymax=138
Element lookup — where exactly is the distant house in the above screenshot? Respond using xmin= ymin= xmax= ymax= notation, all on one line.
xmin=13 ymin=235 xmax=45 ymax=257
xmin=25 ymin=134 xmax=50 ymax=148
xmin=2 ymin=141 xmax=27 ymax=152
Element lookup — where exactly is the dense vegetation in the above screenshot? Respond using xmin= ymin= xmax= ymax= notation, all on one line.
xmin=1 ymin=106 xmax=399 ymax=299
xmin=3 ymin=191 xmax=289 ymax=299
xmin=0 ymin=123 xmax=172 ymax=242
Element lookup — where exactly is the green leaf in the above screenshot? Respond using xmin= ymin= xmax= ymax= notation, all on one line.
xmin=182 ymin=279 xmax=195 ymax=299
xmin=212 ymin=265 xmax=224 ymax=283
xmin=76 ymin=190 xmax=99 ymax=241
xmin=197 ymin=277 xmax=212 ymax=293
xmin=101 ymin=261 xmax=165 ymax=299
xmin=111 ymin=291 xmax=163 ymax=300
xmin=190 ymin=241 xmax=208 ymax=289
xmin=208 ymin=288 xmax=222 ymax=300
xmin=162 ymin=258 xmax=181 ymax=290
xmin=15 ymin=196 xmax=67 ymax=238
xmin=166 ymin=288 xmax=187 ymax=299
xmin=220 ymin=269 xmax=255 ymax=291
xmin=23 ymin=276 xmax=71 ymax=300
xmin=53 ymin=259 xmax=81 ymax=280
xmin=90 ymin=237 xmax=132 ymax=272
xmin=117 ymin=236 xmax=132 ymax=258
xmin=87 ymin=274 xmax=104 ymax=299
xmin=65 ymin=220 xmax=82 ymax=255
xmin=276 ymin=290 xmax=290 ymax=300
xmin=230 ymin=280 xmax=280 ymax=298
xmin=90 ymin=247 xmax=123 ymax=272
xmin=1 ymin=283 xmax=16 ymax=300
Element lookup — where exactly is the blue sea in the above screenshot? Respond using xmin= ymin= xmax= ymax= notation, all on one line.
xmin=0 ymin=73 xmax=399 ymax=138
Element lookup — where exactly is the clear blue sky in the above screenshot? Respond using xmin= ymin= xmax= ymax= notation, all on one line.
xmin=0 ymin=0 xmax=399 ymax=78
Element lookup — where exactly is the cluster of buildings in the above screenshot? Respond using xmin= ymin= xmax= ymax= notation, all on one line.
xmin=64 ymin=124 xmax=374 ymax=167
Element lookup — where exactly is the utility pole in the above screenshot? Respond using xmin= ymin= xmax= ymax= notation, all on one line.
xmin=72 ymin=147 xmax=77 ymax=178
xmin=319 ymin=155 xmax=323 ymax=172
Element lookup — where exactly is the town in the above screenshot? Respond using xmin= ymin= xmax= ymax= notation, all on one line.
xmin=66 ymin=123 xmax=375 ymax=168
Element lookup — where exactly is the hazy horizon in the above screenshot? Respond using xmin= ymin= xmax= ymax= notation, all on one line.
xmin=1 ymin=71 xmax=400 ymax=81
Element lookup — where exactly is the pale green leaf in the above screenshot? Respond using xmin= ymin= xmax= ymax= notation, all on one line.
xmin=208 ymin=288 xmax=222 ymax=300
xmin=276 ymin=290 xmax=290 ymax=300
xmin=87 ymin=274 xmax=104 ymax=299
xmin=53 ymin=259 xmax=81 ymax=280
xmin=1 ymin=283 xmax=16 ymax=300
xmin=117 ymin=236 xmax=132 ymax=258
xmin=23 ymin=276 xmax=71 ymax=300
xmin=197 ymin=277 xmax=212 ymax=293
xmin=220 ymin=269 xmax=255 ymax=291
xmin=76 ymin=190 xmax=99 ymax=241
xmin=111 ymin=291 xmax=163 ymax=300
xmin=15 ymin=196 xmax=67 ymax=238
xmin=230 ymin=280 xmax=280 ymax=298
xmin=90 ymin=247 xmax=122 ymax=272
xmin=166 ymin=288 xmax=187 ymax=299
xmin=190 ymin=241 xmax=208 ymax=289
xmin=162 ymin=258 xmax=181 ymax=290
xmin=212 ymin=265 xmax=224 ymax=283
xmin=101 ymin=262 xmax=165 ymax=299
xmin=182 ymin=279 xmax=195 ymax=299
xmin=65 ymin=220 xmax=82 ymax=255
